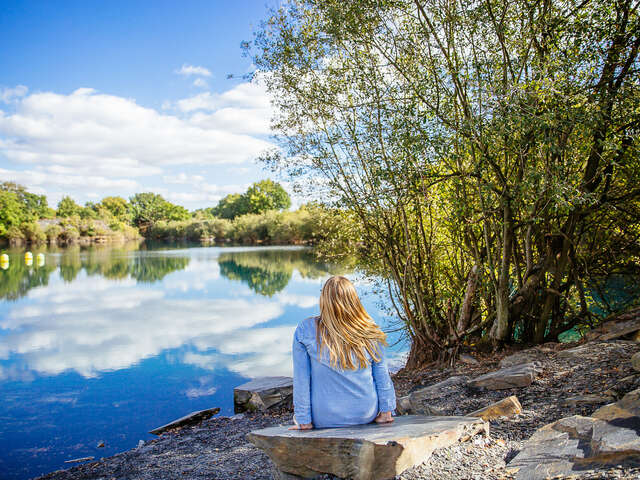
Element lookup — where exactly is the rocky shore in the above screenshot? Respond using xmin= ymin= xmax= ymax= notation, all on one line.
xmin=35 ymin=318 xmax=640 ymax=480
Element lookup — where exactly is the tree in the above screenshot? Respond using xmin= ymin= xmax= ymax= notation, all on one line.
xmin=212 ymin=180 xmax=291 ymax=219
xmin=0 ymin=182 xmax=50 ymax=220
xmin=100 ymin=196 xmax=130 ymax=222
xmin=0 ymin=190 xmax=25 ymax=236
xmin=251 ymin=0 xmax=640 ymax=365
xmin=56 ymin=196 xmax=82 ymax=218
xmin=213 ymin=193 xmax=249 ymax=219
xmin=129 ymin=192 xmax=190 ymax=226
xmin=245 ymin=180 xmax=291 ymax=214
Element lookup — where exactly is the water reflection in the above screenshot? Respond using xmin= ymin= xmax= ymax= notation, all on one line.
xmin=217 ymin=249 xmax=343 ymax=296
xmin=0 ymin=244 xmax=402 ymax=480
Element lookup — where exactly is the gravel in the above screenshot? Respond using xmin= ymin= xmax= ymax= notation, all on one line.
xmin=34 ymin=339 xmax=640 ymax=480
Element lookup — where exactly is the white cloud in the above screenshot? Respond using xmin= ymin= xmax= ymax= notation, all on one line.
xmin=0 ymin=85 xmax=274 ymax=206
xmin=175 ymin=64 xmax=212 ymax=77
xmin=0 ymin=275 xmax=286 ymax=378
xmin=193 ymin=78 xmax=209 ymax=89
xmin=0 ymin=85 xmax=28 ymax=103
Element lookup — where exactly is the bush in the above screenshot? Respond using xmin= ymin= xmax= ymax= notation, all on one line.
xmin=45 ymin=224 xmax=63 ymax=244
xmin=60 ymin=226 xmax=80 ymax=244
xmin=6 ymin=225 xmax=25 ymax=246
xmin=20 ymin=222 xmax=46 ymax=244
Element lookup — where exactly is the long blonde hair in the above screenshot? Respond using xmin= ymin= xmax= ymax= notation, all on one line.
xmin=317 ymin=276 xmax=387 ymax=370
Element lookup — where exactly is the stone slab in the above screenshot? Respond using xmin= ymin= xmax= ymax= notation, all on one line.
xmin=468 ymin=395 xmax=522 ymax=420
xmin=509 ymin=389 xmax=640 ymax=479
xmin=247 ymin=415 xmax=489 ymax=480
xmin=402 ymin=376 xmax=467 ymax=414
xmin=234 ymin=376 xmax=293 ymax=413
xmin=149 ymin=407 xmax=220 ymax=435
xmin=632 ymin=352 xmax=640 ymax=372
xmin=499 ymin=350 xmax=546 ymax=368
xmin=468 ymin=363 xmax=540 ymax=390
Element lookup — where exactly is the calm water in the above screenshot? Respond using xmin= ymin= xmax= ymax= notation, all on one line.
xmin=0 ymin=244 xmax=406 ymax=480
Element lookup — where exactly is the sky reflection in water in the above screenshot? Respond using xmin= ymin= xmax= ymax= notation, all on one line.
xmin=0 ymin=244 xmax=406 ymax=480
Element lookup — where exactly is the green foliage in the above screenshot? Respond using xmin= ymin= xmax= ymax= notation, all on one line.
xmin=212 ymin=193 xmax=250 ymax=219
xmin=245 ymin=179 xmax=291 ymax=214
xmin=1 ymin=182 xmax=50 ymax=221
xmin=251 ymin=0 xmax=640 ymax=363
xmin=129 ymin=192 xmax=190 ymax=226
xmin=56 ymin=196 xmax=82 ymax=218
xmin=0 ymin=190 xmax=25 ymax=236
xmin=211 ymin=180 xmax=291 ymax=219
xmin=100 ymin=196 xmax=130 ymax=222
xmin=20 ymin=222 xmax=46 ymax=244
xmin=44 ymin=224 xmax=63 ymax=243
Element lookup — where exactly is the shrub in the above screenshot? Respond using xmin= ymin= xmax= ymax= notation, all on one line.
xmin=20 ymin=222 xmax=46 ymax=244
xmin=45 ymin=224 xmax=63 ymax=243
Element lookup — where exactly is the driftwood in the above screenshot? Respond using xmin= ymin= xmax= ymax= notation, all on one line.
xmin=149 ymin=407 xmax=220 ymax=435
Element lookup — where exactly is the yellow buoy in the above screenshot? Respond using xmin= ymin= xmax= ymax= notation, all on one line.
xmin=0 ymin=253 xmax=8 ymax=263
xmin=37 ymin=253 xmax=45 ymax=267
xmin=25 ymin=257 xmax=33 ymax=267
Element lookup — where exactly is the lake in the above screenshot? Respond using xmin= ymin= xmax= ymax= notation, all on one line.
xmin=0 ymin=244 xmax=407 ymax=480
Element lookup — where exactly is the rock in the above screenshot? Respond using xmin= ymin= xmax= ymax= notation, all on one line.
xmin=586 ymin=309 xmax=640 ymax=341
xmin=64 ymin=457 xmax=94 ymax=464
xmin=247 ymin=415 xmax=489 ymax=480
xmin=632 ymin=352 xmax=640 ymax=372
xmin=234 ymin=376 xmax=293 ymax=413
xmin=468 ymin=363 xmax=540 ymax=390
xmin=499 ymin=350 xmax=546 ymax=368
xmin=395 ymin=395 xmax=413 ymax=415
xmin=403 ymin=376 xmax=468 ymax=415
xmin=592 ymin=387 xmax=640 ymax=420
xmin=467 ymin=396 xmax=522 ymax=420
xmin=560 ymin=394 xmax=615 ymax=407
xmin=557 ymin=345 xmax=591 ymax=359
xmin=458 ymin=353 xmax=479 ymax=366
xmin=509 ymin=389 xmax=640 ymax=479
xmin=149 ymin=407 xmax=220 ymax=435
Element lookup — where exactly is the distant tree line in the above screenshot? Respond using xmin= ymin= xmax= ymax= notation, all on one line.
xmin=0 ymin=179 xmax=339 ymax=247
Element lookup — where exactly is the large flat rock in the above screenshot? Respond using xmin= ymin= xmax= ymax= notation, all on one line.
xmin=508 ymin=388 xmax=640 ymax=480
xmin=234 ymin=376 xmax=293 ymax=413
xmin=247 ymin=415 xmax=489 ymax=480
xmin=399 ymin=376 xmax=468 ymax=414
xmin=468 ymin=362 xmax=540 ymax=390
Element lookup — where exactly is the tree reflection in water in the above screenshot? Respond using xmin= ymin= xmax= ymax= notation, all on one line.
xmin=217 ymin=249 xmax=346 ymax=297
xmin=0 ymin=242 xmax=191 ymax=300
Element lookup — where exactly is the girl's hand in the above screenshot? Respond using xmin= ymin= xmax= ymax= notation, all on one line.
xmin=288 ymin=423 xmax=313 ymax=430
xmin=375 ymin=411 xmax=394 ymax=424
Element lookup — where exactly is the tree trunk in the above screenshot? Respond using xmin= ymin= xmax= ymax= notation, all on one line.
xmin=491 ymin=202 xmax=513 ymax=343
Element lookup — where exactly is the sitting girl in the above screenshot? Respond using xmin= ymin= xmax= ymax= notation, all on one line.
xmin=290 ymin=275 xmax=396 ymax=430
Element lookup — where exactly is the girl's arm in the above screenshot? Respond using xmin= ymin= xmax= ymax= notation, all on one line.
xmin=292 ymin=326 xmax=313 ymax=428
xmin=372 ymin=344 xmax=396 ymax=416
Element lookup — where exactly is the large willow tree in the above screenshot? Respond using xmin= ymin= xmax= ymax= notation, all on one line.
xmin=252 ymin=0 xmax=640 ymax=366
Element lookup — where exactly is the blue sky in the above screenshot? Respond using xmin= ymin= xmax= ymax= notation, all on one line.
xmin=0 ymin=0 xmax=286 ymax=210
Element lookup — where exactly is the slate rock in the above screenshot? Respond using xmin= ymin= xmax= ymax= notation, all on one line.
xmin=234 ymin=376 xmax=293 ymax=413
xmin=557 ymin=345 xmax=591 ymax=359
xmin=247 ymin=415 xmax=489 ymax=480
xmin=499 ymin=350 xmax=546 ymax=368
xmin=560 ymin=394 xmax=615 ymax=407
xmin=632 ymin=352 xmax=640 ymax=372
xmin=467 ymin=395 xmax=522 ymax=420
xmin=468 ymin=363 xmax=540 ymax=390
xmin=458 ymin=353 xmax=479 ymax=366
xmin=149 ymin=407 xmax=220 ymax=435
xmin=403 ymin=376 xmax=468 ymax=414
xmin=509 ymin=389 xmax=640 ymax=480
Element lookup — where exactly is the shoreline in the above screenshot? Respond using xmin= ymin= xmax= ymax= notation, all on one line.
xmin=33 ymin=336 xmax=640 ymax=480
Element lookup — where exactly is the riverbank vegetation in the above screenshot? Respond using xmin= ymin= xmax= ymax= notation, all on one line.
xmin=0 ymin=180 xmax=342 ymax=247
xmin=251 ymin=0 xmax=640 ymax=364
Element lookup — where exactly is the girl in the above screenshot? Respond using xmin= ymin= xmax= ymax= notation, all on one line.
xmin=290 ymin=275 xmax=396 ymax=430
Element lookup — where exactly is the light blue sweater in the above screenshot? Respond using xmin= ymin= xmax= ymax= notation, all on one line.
xmin=292 ymin=316 xmax=396 ymax=428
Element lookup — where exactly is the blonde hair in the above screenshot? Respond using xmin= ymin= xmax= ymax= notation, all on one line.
xmin=317 ymin=276 xmax=387 ymax=370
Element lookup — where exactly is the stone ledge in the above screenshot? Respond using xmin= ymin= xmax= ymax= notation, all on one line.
xmin=247 ymin=415 xmax=489 ymax=480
